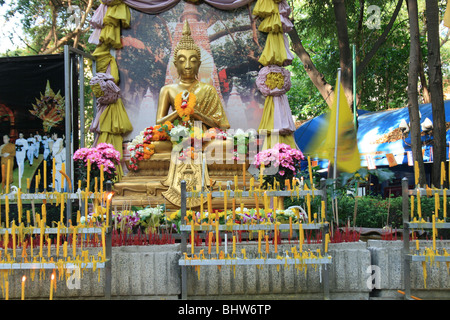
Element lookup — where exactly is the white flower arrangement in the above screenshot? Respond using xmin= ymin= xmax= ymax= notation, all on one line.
xmin=137 ymin=205 xmax=164 ymax=219
xmin=169 ymin=125 xmax=190 ymax=140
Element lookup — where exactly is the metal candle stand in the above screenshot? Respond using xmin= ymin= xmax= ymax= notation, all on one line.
xmin=0 ymin=181 xmax=113 ymax=299
xmin=402 ymin=177 xmax=450 ymax=300
xmin=178 ymin=180 xmax=332 ymax=300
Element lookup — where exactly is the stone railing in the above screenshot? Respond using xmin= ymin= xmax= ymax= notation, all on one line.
xmin=2 ymin=241 xmax=450 ymax=300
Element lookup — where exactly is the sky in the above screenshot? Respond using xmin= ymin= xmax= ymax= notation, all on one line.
xmin=0 ymin=0 xmax=25 ymax=54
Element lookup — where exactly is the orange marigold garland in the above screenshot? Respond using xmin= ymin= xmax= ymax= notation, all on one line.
xmin=174 ymin=90 xmax=196 ymax=121
xmin=142 ymin=144 xmax=155 ymax=160
xmin=128 ymin=121 xmax=174 ymax=170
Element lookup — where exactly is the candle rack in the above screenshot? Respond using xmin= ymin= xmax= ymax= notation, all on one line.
xmin=401 ymin=178 xmax=450 ymax=300
xmin=178 ymin=180 xmax=332 ymax=300
xmin=0 ymin=181 xmax=113 ymax=300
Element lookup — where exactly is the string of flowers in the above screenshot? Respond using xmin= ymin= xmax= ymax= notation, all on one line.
xmin=174 ymin=90 xmax=196 ymax=122
xmin=127 ymin=120 xmax=259 ymax=170
xmin=127 ymin=121 xmax=174 ymax=170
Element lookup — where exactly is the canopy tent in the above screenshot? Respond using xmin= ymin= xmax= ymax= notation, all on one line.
xmin=295 ymin=100 xmax=450 ymax=169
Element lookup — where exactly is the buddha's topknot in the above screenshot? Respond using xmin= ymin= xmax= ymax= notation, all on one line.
xmin=173 ymin=20 xmax=201 ymax=60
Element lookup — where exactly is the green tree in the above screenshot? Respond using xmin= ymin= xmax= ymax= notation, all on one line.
xmin=1 ymin=0 xmax=97 ymax=55
xmin=286 ymin=0 xmax=450 ymax=121
xmin=288 ymin=0 xmax=405 ymax=113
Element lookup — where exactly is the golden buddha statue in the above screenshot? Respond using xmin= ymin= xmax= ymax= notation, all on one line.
xmin=156 ymin=20 xmax=230 ymax=131
xmin=113 ymin=20 xmax=251 ymax=209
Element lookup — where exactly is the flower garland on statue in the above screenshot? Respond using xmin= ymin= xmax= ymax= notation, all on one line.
xmin=127 ymin=117 xmax=258 ymax=170
xmin=127 ymin=121 xmax=174 ymax=171
xmin=170 ymin=125 xmax=228 ymax=161
xmin=174 ymin=90 xmax=196 ymax=122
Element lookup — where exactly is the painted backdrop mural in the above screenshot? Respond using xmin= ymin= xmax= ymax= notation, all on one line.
xmin=117 ymin=1 xmax=266 ymax=141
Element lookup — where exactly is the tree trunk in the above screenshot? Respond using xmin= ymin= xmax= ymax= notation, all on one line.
xmin=288 ymin=28 xmax=334 ymax=107
xmin=418 ymin=47 xmax=431 ymax=104
xmin=407 ymin=0 xmax=426 ymax=186
xmin=426 ymin=0 xmax=446 ymax=187
xmin=288 ymin=0 xmax=403 ymax=111
xmin=333 ymin=0 xmax=353 ymax=109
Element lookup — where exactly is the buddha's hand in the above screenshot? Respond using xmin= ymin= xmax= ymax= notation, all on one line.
xmin=191 ymin=111 xmax=217 ymax=129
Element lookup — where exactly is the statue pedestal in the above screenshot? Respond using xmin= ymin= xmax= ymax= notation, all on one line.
xmin=113 ymin=157 xmax=257 ymax=210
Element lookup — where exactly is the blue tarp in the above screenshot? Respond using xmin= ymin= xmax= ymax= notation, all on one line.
xmin=295 ymin=100 xmax=450 ymax=168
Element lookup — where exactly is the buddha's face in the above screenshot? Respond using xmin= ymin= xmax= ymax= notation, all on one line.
xmin=174 ymin=49 xmax=201 ymax=81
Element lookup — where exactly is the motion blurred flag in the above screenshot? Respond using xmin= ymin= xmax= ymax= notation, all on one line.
xmin=445 ymin=0 xmax=450 ymax=28
xmin=306 ymin=72 xmax=361 ymax=173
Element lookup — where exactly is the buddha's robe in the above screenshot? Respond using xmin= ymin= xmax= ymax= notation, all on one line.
xmin=190 ymin=82 xmax=230 ymax=130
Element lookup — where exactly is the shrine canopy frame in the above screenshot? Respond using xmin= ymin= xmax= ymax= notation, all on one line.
xmin=63 ymin=45 xmax=96 ymax=221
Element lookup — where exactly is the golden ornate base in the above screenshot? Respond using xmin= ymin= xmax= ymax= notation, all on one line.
xmin=112 ymin=157 xmax=257 ymax=210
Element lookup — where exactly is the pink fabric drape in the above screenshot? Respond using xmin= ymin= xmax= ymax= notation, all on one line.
xmin=283 ymin=33 xmax=294 ymax=66
xmin=88 ymin=3 xmax=108 ymax=45
xmin=278 ymin=0 xmax=293 ymax=33
xmin=273 ymin=94 xmax=296 ymax=132
xmin=89 ymin=71 xmax=120 ymax=134
xmin=123 ymin=0 xmax=253 ymax=13
xmin=123 ymin=0 xmax=180 ymax=14
xmin=89 ymin=0 xmax=255 ymax=45
xmin=256 ymin=65 xmax=295 ymax=133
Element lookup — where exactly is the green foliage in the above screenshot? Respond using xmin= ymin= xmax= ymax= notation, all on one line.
xmin=285 ymin=192 xmax=447 ymax=229
xmin=286 ymin=0 xmax=450 ymax=119
xmin=286 ymin=165 xmax=398 ymax=227
xmin=1 ymin=0 xmax=99 ymax=55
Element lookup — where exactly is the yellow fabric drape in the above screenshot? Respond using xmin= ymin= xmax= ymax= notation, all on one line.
xmin=258 ymin=96 xmax=274 ymax=132
xmin=252 ymin=0 xmax=278 ymax=17
xmin=91 ymin=43 xmax=120 ymax=98
xmin=258 ymin=32 xmax=287 ymax=66
xmin=91 ymin=1 xmax=133 ymax=181
xmin=99 ymin=99 xmax=133 ymax=136
xmin=258 ymin=96 xmax=296 ymax=150
xmin=92 ymin=45 xmax=119 ymax=80
xmin=258 ymin=11 xmax=282 ymax=33
xmin=99 ymin=3 xmax=131 ymax=49
xmin=262 ymin=134 xmax=296 ymax=150
xmin=255 ymin=0 xmax=296 ymax=150
xmin=254 ymin=0 xmax=287 ymax=66
xmin=444 ymin=0 xmax=450 ymax=28
xmin=96 ymin=98 xmax=133 ymax=179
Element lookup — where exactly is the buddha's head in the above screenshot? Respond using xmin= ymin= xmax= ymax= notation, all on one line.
xmin=173 ymin=20 xmax=201 ymax=81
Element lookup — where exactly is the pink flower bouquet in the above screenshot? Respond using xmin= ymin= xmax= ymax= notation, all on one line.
xmin=253 ymin=143 xmax=304 ymax=189
xmin=73 ymin=143 xmax=121 ymax=189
